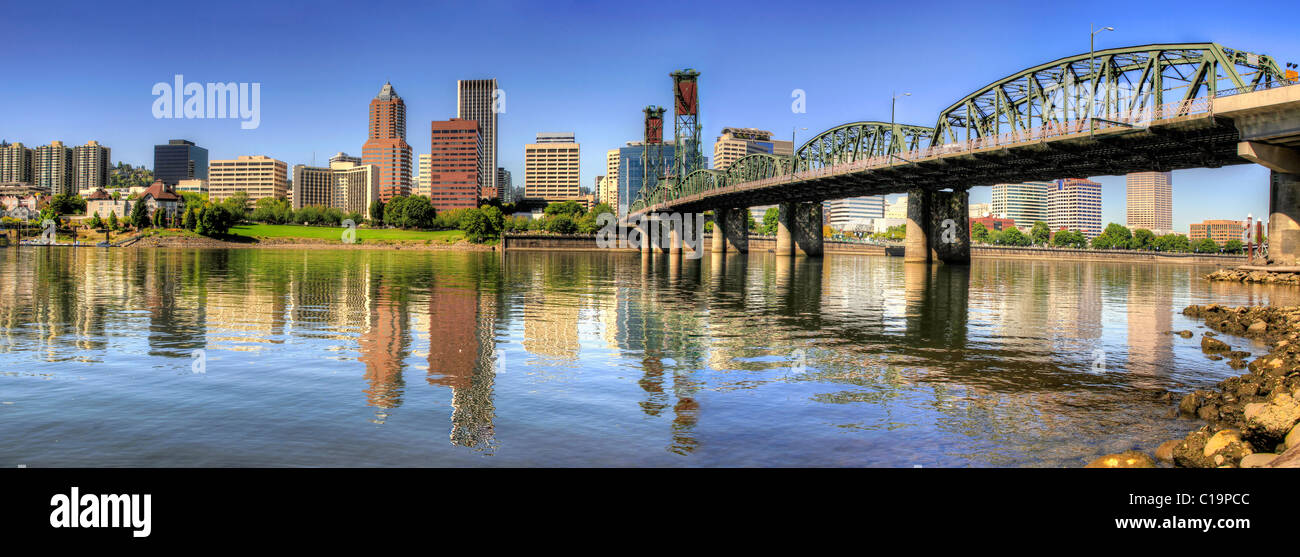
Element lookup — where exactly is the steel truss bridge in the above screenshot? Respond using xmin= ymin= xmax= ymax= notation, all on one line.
xmin=628 ymin=43 xmax=1292 ymax=216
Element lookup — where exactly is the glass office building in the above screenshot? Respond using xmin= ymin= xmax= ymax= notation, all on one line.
xmin=153 ymin=139 xmax=209 ymax=186
xmin=617 ymin=143 xmax=679 ymax=216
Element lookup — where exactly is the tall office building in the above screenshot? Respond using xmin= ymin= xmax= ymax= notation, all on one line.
xmin=496 ymin=168 xmax=512 ymax=203
xmin=457 ymin=79 xmax=499 ymax=200
xmin=362 ymin=82 xmax=413 ymax=202
xmin=616 ymin=141 xmax=676 ymax=216
xmin=153 ymin=139 xmax=208 ymax=186
xmin=0 ymin=142 xmax=34 ymax=184
xmin=827 ymin=196 xmax=886 ymax=229
xmin=73 ymin=140 xmax=112 ymax=190
xmin=991 ymin=181 xmax=1051 ymax=227
xmin=291 ymin=161 xmax=379 ymax=218
xmin=330 ymin=152 xmax=362 ymax=166
xmin=1048 ymin=178 xmax=1103 ymax=237
xmin=603 ymin=149 xmax=620 ymax=208
xmin=525 ymin=133 xmax=580 ymax=202
xmin=427 ymin=118 xmax=482 ymax=211
xmin=969 ymin=202 xmax=992 ymax=218
xmin=33 ymin=141 xmax=74 ymax=195
xmin=1126 ymin=171 xmax=1173 ymax=232
xmin=415 ymin=154 xmax=432 ymax=197
xmin=885 ymin=195 xmax=908 ymax=219
xmin=712 ymin=127 xmax=793 ymax=171
xmin=208 ymin=155 xmax=288 ymax=205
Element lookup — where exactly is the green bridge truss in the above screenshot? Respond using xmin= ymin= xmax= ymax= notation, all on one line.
xmin=629 ymin=42 xmax=1286 ymax=216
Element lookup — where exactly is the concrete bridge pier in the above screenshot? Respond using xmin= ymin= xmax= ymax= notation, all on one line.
xmin=1239 ymin=142 xmax=1300 ymax=265
xmin=774 ymin=202 xmax=823 ymax=256
xmin=904 ymin=188 xmax=970 ymax=264
xmin=711 ymin=209 xmax=727 ymax=254
xmin=719 ymin=207 xmax=748 ymax=253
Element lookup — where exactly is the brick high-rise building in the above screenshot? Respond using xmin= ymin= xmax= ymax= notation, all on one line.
xmin=427 ymin=118 xmax=482 ymax=211
xmin=1126 ymin=171 xmax=1173 ymax=232
xmin=362 ymin=82 xmax=413 ymax=202
xmin=73 ymin=140 xmax=112 ymax=190
xmin=457 ymin=79 xmax=498 ymax=200
xmin=33 ymin=141 xmax=74 ymax=195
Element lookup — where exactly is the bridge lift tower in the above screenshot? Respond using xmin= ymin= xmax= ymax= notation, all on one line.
xmin=671 ymin=69 xmax=704 ymax=184
xmin=642 ymin=105 xmax=666 ymax=195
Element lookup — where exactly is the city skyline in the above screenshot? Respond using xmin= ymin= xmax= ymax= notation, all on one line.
xmin=3 ymin=0 xmax=1297 ymax=230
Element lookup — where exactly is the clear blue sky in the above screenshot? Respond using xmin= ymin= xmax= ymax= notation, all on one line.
xmin=3 ymin=0 xmax=1296 ymax=231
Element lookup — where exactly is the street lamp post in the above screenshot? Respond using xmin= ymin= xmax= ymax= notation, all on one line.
xmin=1089 ymin=24 xmax=1115 ymax=137
xmin=891 ymin=91 xmax=911 ymax=161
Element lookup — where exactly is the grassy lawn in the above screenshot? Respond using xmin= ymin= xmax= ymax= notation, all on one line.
xmin=230 ymin=224 xmax=464 ymax=243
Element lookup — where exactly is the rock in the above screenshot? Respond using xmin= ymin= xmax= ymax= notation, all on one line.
xmin=1086 ymin=451 xmax=1156 ymax=468
xmin=1204 ymin=429 xmax=1244 ymax=457
xmin=1249 ymin=321 xmax=1268 ymax=335
xmin=1176 ymin=330 xmax=1194 ymax=338
xmin=1288 ymin=424 xmax=1300 ymax=450
xmin=1202 ymin=336 xmax=1231 ymax=353
xmin=1155 ymin=440 xmax=1180 ymax=462
xmin=1197 ymin=404 xmax=1219 ymax=422
xmin=1179 ymin=391 xmax=1206 ymax=417
xmin=1240 ymin=453 xmax=1277 ymax=468
xmin=1243 ymin=392 xmax=1300 ymax=441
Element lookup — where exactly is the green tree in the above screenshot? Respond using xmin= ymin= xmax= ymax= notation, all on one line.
xmin=545 ymin=213 xmax=577 ymax=234
xmin=1153 ymin=233 xmax=1191 ymax=252
xmin=1194 ymin=238 xmax=1219 ymax=253
xmin=1223 ymin=239 xmax=1244 ymax=254
xmin=761 ymin=207 xmax=779 ymax=235
xmin=544 ymin=200 xmax=585 ymax=218
xmin=251 ymin=197 xmax=293 ymax=224
xmin=1030 ymin=221 xmax=1051 ymax=245
xmin=152 ymin=207 xmax=163 ymax=228
xmin=1052 ymin=229 xmax=1088 ymax=249
xmin=129 ymin=200 xmax=149 ymax=229
xmin=369 ymin=199 xmax=385 ymax=226
xmin=1130 ymin=228 xmax=1156 ymax=250
xmin=996 ymin=226 xmax=1032 ymax=246
xmin=48 ymin=194 xmax=87 ymax=216
xmin=88 ymin=212 xmax=102 ymax=229
xmin=108 ymin=211 xmax=119 ymax=231
xmin=971 ymin=222 xmax=990 ymax=244
xmin=1091 ymin=223 xmax=1132 ymax=250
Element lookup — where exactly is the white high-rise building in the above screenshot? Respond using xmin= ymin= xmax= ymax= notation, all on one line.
xmin=457 ymin=79 xmax=499 ymax=199
xmin=827 ymin=196 xmax=886 ymax=230
xmin=415 ymin=153 xmax=432 ymax=197
xmin=991 ymin=182 xmax=1051 ymax=227
xmin=524 ymin=133 xmax=580 ymax=202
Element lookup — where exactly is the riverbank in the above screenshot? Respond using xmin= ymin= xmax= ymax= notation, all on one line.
xmin=121 ymin=228 xmax=495 ymax=251
xmin=1204 ymin=268 xmax=1300 ymax=285
xmin=1097 ymin=304 xmax=1300 ymax=468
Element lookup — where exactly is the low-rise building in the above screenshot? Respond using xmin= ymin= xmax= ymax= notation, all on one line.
xmin=1190 ymin=219 xmax=1243 ymax=244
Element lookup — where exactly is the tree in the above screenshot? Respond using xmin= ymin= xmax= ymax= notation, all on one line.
xmin=1091 ymin=223 xmax=1133 ymax=250
xmin=1194 ymin=238 xmax=1219 ymax=253
xmin=761 ymin=207 xmax=780 ymax=235
xmin=996 ymin=226 xmax=1032 ymax=246
xmin=1030 ymin=221 xmax=1051 ymax=245
xmin=369 ymin=200 xmax=385 ymax=226
xmin=108 ymin=211 xmax=119 ymax=231
xmin=545 ymin=213 xmax=577 ymax=234
xmin=220 ymin=192 xmax=250 ymax=221
xmin=48 ymin=194 xmax=87 ymax=216
xmin=1052 ymin=229 xmax=1088 ymax=249
xmin=129 ymin=199 xmax=149 ymax=229
xmin=1153 ymin=233 xmax=1191 ymax=253
xmin=88 ymin=212 xmax=103 ymax=230
xmin=1223 ymin=239 xmax=1244 ymax=254
xmin=402 ymin=196 xmax=436 ymax=229
xmin=971 ymin=222 xmax=991 ymax=244
xmin=251 ymin=197 xmax=293 ymax=224
xmin=543 ymin=200 xmax=585 ymax=218
xmin=1130 ymin=228 xmax=1156 ymax=250
xmin=152 ymin=207 xmax=163 ymax=228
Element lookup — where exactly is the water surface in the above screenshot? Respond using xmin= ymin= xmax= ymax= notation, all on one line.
xmin=1 ymin=247 xmax=1294 ymax=467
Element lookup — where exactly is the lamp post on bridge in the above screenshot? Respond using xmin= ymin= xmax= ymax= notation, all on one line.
xmin=890 ymin=91 xmax=911 ymax=163
xmin=1089 ymin=24 xmax=1115 ymax=138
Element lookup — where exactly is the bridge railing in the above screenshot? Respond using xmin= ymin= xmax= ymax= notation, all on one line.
xmin=1214 ymin=78 xmax=1300 ymax=98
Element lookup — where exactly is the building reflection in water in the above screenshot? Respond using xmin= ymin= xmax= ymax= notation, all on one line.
xmin=426 ymin=276 xmax=498 ymax=450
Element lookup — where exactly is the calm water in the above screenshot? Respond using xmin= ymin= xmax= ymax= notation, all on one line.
xmin=1 ymin=247 xmax=1296 ymax=467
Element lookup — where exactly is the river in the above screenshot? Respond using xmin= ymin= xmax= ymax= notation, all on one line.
xmin=1 ymin=247 xmax=1295 ymax=467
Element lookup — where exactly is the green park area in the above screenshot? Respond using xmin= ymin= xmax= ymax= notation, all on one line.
xmin=229 ymin=224 xmax=465 ymax=244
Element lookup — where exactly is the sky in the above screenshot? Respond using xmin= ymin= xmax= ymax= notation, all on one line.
xmin=3 ymin=0 xmax=1297 ymax=231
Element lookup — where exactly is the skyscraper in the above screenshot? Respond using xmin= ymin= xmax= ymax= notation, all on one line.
xmin=603 ymin=149 xmax=620 ymax=209
xmin=1126 ymin=171 xmax=1173 ymax=232
xmin=1048 ymin=178 xmax=1103 ymax=237
xmin=712 ymin=127 xmax=793 ymax=171
xmin=415 ymin=154 xmax=432 ymax=197
xmin=291 ymin=161 xmax=379 ymax=218
xmin=991 ymin=181 xmax=1051 ymax=227
xmin=525 ymin=133 xmax=580 ymax=202
xmin=457 ymin=79 xmax=498 ymax=200
xmin=427 ymin=118 xmax=482 ymax=211
xmin=0 ymin=142 xmax=34 ymax=184
xmin=496 ymin=168 xmax=512 ymax=203
xmin=362 ymin=82 xmax=413 ymax=202
xmin=153 ymin=139 xmax=208 ymax=187
xmin=617 ymin=141 xmax=676 ymax=216
xmin=33 ymin=141 xmax=74 ymax=195
xmin=73 ymin=140 xmax=111 ymax=190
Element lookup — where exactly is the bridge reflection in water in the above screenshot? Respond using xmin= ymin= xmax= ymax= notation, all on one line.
xmin=6 ymin=248 xmax=1300 ymax=466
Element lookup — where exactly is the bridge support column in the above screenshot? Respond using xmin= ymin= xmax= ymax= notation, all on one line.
xmin=776 ymin=203 xmax=795 ymax=256
xmin=638 ymin=214 xmax=653 ymax=255
xmin=711 ymin=209 xmax=726 ymax=254
xmin=722 ymin=207 xmax=748 ymax=253
xmin=904 ymin=188 xmax=970 ymax=264
xmin=667 ymin=218 xmax=682 ymax=256
xmin=1269 ymin=170 xmax=1300 ymax=266
xmin=792 ymin=201 xmax=823 ymax=257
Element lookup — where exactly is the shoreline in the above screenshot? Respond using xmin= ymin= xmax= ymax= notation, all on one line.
xmin=119 ymin=233 xmax=496 ymax=251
